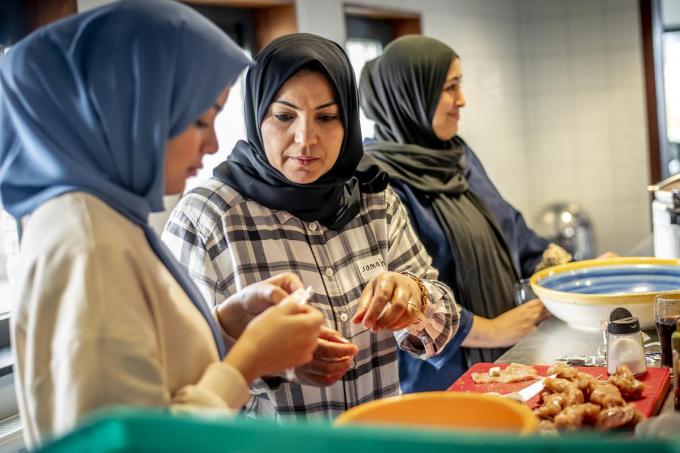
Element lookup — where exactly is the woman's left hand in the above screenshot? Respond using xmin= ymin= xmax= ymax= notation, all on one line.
xmin=352 ymin=271 xmax=423 ymax=332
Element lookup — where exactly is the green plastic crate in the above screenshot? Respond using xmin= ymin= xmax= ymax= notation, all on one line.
xmin=39 ymin=408 xmax=680 ymax=453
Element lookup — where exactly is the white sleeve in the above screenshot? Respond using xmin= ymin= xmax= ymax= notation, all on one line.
xmin=17 ymin=241 xmax=249 ymax=437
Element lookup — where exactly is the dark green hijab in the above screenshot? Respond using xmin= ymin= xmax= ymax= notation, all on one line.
xmin=359 ymin=36 xmax=468 ymax=196
xmin=360 ymin=36 xmax=518 ymax=365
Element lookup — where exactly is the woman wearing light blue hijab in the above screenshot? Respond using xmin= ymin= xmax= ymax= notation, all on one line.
xmin=0 ymin=0 xmax=323 ymax=446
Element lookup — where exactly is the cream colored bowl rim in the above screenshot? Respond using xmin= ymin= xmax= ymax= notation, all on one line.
xmin=530 ymin=257 xmax=680 ymax=305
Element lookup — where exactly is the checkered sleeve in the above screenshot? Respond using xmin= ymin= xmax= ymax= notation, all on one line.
xmin=161 ymin=191 xmax=227 ymax=308
xmin=384 ymin=186 xmax=459 ymax=359
xmin=162 ymin=190 xmax=243 ymax=351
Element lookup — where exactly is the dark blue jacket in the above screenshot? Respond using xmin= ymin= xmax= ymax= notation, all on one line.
xmin=396 ymin=143 xmax=549 ymax=393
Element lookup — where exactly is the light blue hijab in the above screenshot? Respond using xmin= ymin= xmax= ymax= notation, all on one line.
xmin=0 ymin=0 xmax=251 ymax=358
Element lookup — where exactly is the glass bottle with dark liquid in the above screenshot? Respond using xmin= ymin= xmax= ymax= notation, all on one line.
xmin=658 ymin=315 xmax=680 ymax=367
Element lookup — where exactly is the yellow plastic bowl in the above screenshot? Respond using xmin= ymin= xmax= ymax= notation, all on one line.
xmin=334 ymin=391 xmax=539 ymax=435
xmin=531 ymin=257 xmax=680 ymax=332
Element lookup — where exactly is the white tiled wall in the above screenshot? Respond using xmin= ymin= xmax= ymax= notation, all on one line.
xmin=518 ymin=0 xmax=650 ymax=254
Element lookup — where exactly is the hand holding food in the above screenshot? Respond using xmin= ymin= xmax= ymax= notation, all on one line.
xmin=352 ymin=271 xmax=425 ymax=332
xmin=216 ymin=272 xmax=305 ymax=338
xmin=224 ymin=296 xmax=325 ymax=383
xmin=292 ymin=326 xmax=358 ymax=386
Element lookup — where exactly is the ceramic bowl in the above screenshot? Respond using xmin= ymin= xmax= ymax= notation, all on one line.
xmin=530 ymin=257 xmax=680 ymax=332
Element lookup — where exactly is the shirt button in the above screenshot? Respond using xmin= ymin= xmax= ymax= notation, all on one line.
xmin=339 ymin=313 xmax=349 ymax=322
xmin=325 ymin=268 xmax=334 ymax=277
xmin=309 ymin=222 xmax=318 ymax=231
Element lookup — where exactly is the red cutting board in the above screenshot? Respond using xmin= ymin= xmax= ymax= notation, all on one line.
xmin=447 ymin=363 xmax=671 ymax=417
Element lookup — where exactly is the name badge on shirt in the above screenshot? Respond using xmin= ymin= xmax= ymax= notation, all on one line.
xmin=356 ymin=255 xmax=387 ymax=282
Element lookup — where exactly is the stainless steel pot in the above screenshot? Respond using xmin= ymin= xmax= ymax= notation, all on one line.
xmin=648 ymin=174 xmax=680 ymax=258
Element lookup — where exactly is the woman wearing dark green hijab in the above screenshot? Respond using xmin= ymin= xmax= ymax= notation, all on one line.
xmin=360 ymin=36 xmax=567 ymax=393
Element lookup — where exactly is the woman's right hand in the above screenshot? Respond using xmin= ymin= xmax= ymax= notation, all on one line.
xmin=462 ymin=299 xmax=550 ymax=348
xmin=224 ymin=296 xmax=325 ymax=383
xmin=216 ymin=272 xmax=304 ymax=339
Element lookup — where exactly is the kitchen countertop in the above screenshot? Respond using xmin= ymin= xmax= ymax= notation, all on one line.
xmin=497 ymin=316 xmax=674 ymax=414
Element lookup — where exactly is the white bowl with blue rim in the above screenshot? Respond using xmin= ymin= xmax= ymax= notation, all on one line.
xmin=530 ymin=257 xmax=680 ymax=332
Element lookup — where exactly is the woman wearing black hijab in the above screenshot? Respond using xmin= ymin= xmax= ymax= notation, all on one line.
xmin=163 ymin=33 xmax=458 ymax=420
xmin=359 ymin=36 xmax=567 ymax=393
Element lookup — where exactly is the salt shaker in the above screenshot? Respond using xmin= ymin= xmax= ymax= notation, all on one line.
xmin=606 ymin=307 xmax=647 ymax=376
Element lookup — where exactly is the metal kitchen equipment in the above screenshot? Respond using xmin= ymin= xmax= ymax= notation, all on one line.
xmin=648 ymin=174 xmax=680 ymax=258
xmin=534 ymin=203 xmax=595 ymax=260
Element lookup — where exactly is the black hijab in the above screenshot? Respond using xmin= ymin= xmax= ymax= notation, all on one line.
xmin=214 ymin=33 xmax=387 ymax=230
xmin=360 ymin=36 xmax=518 ymax=365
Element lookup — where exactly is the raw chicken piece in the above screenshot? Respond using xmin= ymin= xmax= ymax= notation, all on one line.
xmin=547 ymin=364 xmax=600 ymax=397
xmin=596 ymin=403 xmax=646 ymax=430
xmin=544 ymin=377 xmax=577 ymax=394
xmin=575 ymin=372 xmax=599 ymax=395
xmin=538 ymin=419 xmax=558 ymax=435
xmin=562 ymin=387 xmax=585 ymax=407
xmin=535 ymin=393 xmax=565 ymax=419
xmin=608 ymin=365 xmax=645 ymax=401
xmin=471 ymin=363 xmax=537 ymax=384
xmin=547 ymin=362 xmax=579 ymax=380
xmin=530 ymin=362 xmax=646 ymax=433
xmin=535 ymin=378 xmax=584 ymax=420
xmin=543 ymin=378 xmax=584 ymax=407
xmin=554 ymin=403 xmax=601 ymax=430
xmin=589 ymin=382 xmax=626 ymax=408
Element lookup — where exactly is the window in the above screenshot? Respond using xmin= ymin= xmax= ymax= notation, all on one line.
xmin=0 ymin=210 xmax=16 ymax=352
xmin=663 ymin=31 xmax=680 ymax=175
xmin=642 ymin=0 xmax=680 ymax=181
xmin=345 ymin=39 xmax=382 ymax=139
xmin=0 ymin=219 xmax=8 ymax=314
xmin=344 ymin=5 xmax=421 ymax=139
xmin=0 ymin=47 xmax=13 ymax=325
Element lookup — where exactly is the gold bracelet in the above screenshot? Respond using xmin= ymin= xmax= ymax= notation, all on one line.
xmin=401 ymin=272 xmax=428 ymax=315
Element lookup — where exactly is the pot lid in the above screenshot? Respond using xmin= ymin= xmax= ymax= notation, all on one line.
xmin=648 ymin=173 xmax=680 ymax=193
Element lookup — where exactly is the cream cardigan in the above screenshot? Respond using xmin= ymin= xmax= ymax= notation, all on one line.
xmin=11 ymin=192 xmax=249 ymax=447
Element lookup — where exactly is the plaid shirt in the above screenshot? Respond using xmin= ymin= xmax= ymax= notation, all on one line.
xmin=162 ymin=178 xmax=459 ymax=420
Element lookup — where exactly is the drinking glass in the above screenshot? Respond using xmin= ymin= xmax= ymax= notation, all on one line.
xmin=655 ymin=293 xmax=680 ymax=367
xmin=514 ymin=278 xmax=537 ymax=306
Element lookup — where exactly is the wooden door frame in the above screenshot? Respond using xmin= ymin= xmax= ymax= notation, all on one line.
xmin=640 ymin=0 xmax=667 ymax=183
xmin=344 ymin=3 xmax=422 ymax=43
